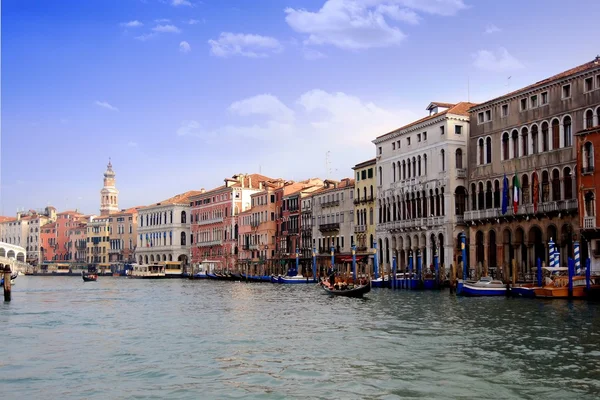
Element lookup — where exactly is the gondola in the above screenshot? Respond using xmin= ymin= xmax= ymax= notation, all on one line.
xmin=321 ymin=280 xmax=371 ymax=298
xmin=82 ymin=272 xmax=98 ymax=282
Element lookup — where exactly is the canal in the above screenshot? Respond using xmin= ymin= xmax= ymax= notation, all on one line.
xmin=1 ymin=277 xmax=599 ymax=399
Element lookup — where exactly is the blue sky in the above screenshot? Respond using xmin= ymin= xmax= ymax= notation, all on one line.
xmin=2 ymin=0 xmax=599 ymax=215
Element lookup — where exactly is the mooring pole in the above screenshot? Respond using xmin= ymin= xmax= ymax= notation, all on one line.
xmin=3 ymin=265 xmax=11 ymax=302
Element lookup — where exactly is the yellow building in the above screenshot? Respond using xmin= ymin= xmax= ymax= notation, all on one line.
xmin=86 ymin=216 xmax=110 ymax=267
xmin=352 ymin=158 xmax=377 ymax=264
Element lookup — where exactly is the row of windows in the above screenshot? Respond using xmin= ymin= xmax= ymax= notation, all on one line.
xmin=380 ymin=150 xmax=449 ymax=185
xmin=356 ymin=168 xmax=374 ymax=181
xmin=378 ymin=126 xmax=464 ymax=155
xmin=378 ymin=188 xmax=446 ymax=222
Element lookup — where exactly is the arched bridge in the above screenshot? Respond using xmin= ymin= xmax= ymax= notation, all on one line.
xmin=0 ymin=241 xmax=29 ymax=272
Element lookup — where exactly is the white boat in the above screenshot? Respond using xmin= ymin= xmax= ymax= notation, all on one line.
xmin=457 ymin=276 xmax=508 ymax=296
xmin=129 ymin=264 xmax=165 ymax=279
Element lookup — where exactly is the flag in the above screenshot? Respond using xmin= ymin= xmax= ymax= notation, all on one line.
xmin=513 ymin=174 xmax=520 ymax=214
xmin=501 ymin=174 xmax=509 ymax=215
xmin=146 ymin=233 xmax=149 ymax=247
xmin=532 ymin=170 xmax=539 ymax=213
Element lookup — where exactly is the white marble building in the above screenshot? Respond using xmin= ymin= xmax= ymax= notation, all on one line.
xmin=136 ymin=191 xmax=201 ymax=267
xmin=372 ymin=102 xmax=475 ymax=274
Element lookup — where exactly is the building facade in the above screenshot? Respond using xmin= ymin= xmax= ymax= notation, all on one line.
xmin=100 ymin=159 xmax=119 ymax=216
xmin=464 ymin=57 xmax=600 ymax=278
xmin=67 ymin=221 xmax=88 ymax=262
xmin=190 ymin=173 xmax=274 ymax=271
xmin=53 ymin=210 xmax=84 ymax=261
xmin=373 ymin=102 xmax=475 ymax=275
xmin=136 ymin=191 xmax=200 ymax=268
xmin=311 ymin=179 xmax=356 ymax=274
xmin=352 ymin=158 xmax=377 ymax=266
xmin=86 ymin=216 xmax=110 ymax=265
xmin=108 ymin=207 xmax=139 ymax=263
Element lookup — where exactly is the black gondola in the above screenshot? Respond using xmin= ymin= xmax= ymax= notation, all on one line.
xmin=82 ymin=271 xmax=98 ymax=282
xmin=321 ymin=280 xmax=371 ymax=298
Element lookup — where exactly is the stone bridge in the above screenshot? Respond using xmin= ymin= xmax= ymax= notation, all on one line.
xmin=0 ymin=241 xmax=29 ymax=273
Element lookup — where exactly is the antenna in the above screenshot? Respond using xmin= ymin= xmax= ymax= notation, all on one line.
xmin=467 ymin=75 xmax=470 ymax=103
xmin=507 ymin=76 xmax=512 ymax=93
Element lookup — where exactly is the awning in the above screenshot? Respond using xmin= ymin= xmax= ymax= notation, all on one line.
xmin=337 ymin=255 xmax=367 ymax=262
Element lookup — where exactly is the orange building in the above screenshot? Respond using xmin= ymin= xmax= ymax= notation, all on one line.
xmin=54 ymin=211 xmax=85 ymax=261
xmin=108 ymin=207 xmax=141 ymax=263
xmin=67 ymin=221 xmax=88 ymax=263
xmin=40 ymin=222 xmax=57 ymax=261
xmin=576 ymin=118 xmax=600 ymax=273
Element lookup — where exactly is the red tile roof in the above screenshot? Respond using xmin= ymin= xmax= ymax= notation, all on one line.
xmin=0 ymin=216 xmax=16 ymax=223
xmin=376 ymin=102 xmax=477 ymax=139
xmin=312 ymin=178 xmax=355 ymax=195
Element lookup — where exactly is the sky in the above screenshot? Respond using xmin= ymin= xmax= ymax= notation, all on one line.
xmin=1 ymin=0 xmax=599 ymax=216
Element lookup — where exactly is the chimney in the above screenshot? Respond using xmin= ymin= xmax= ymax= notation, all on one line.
xmin=248 ymin=175 xmax=252 ymax=188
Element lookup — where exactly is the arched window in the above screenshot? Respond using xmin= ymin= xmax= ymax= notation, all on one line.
xmin=552 ymin=169 xmax=561 ymax=201
xmin=478 ymin=138 xmax=484 ymax=165
xmin=542 ymin=171 xmax=550 ymax=202
xmin=181 ymin=211 xmax=187 ymax=224
xmin=585 ymin=192 xmax=595 ymax=217
xmin=486 ymin=137 xmax=492 ymax=164
xmin=522 ymin=174 xmax=529 ymax=204
xmin=370 ymin=185 xmax=374 ymax=199
xmin=402 ymin=160 xmax=406 ymax=180
xmin=392 ymin=163 xmax=396 ymax=182
xmin=440 ymin=150 xmax=445 ymax=171
xmin=586 ymin=109 xmax=594 ymax=129
xmin=455 ymin=186 xmax=466 ymax=215
xmin=412 ymin=157 xmax=416 ymax=177
xmin=485 ymin=181 xmax=492 ymax=209
xmin=407 ymin=159 xmax=411 ymax=178
xmin=478 ymin=182 xmax=484 ymax=211
xmin=369 ymin=208 xmax=373 ymax=225
xmin=502 ymin=132 xmax=509 ymax=160
xmin=471 ymin=183 xmax=477 ymax=210
xmin=378 ymin=167 xmax=382 ymax=185
xmin=563 ymin=167 xmax=573 ymax=200
xmin=423 ymin=154 xmax=427 ymax=175
xmin=551 ymin=119 xmax=560 ymax=149
xmin=521 ymin=127 xmax=529 ymax=156
xmin=494 ymin=180 xmax=500 ymax=208
xmin=541 ymin=122 xmax=549 ymax=152
xmin=456 ymin=149 xmax=463 ymax=169
xmin=583 ymin=142 xmax=595 ymax=173
xmin=531 ymin=125 xmax=539 ymax=154
xmin=181 ymin=231 xmax=186 ymax=246
xmin=418 ymin=155 xmax=422 ymax=176
xmin=511 ymin=129 xmax=519 ymax=158
xmin=563 ymin=116 xmax=572 ymax=147
xmin=357 ymin=188 xmax=360 ymax=199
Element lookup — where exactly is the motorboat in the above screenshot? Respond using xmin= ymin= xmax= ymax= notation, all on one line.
xmin=457 ymin=276 xmax=508 ymax=296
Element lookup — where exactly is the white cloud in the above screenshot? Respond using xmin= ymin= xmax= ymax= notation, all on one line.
xmin=208 ymin=32 xmax=283 ymax=58
xmin=172 ymin=0 xmax=192 ymax=6
xmin=153 ymin=24 xmax=181 ymax=33
xmin=473 ymin=48 xmax=525 ymax=72
xmin=135 ymin=33 xmax=157 ymax=41
xmin=285 ymin=0 xmax=467 ymax=50
xmin=179 ymin=41 xmax=191 ymax=53
xmin=303 ymin=48 xmax=326 ymax=60
xmin=485 ymin=24 xmax=501 ymax=34
xmin=94 ymin=101 xmax=119 ymax=112
xmin=187 ymin=19 xmax=200 ymax=25
xmin=120 ymin=20 xmax=143 ymax=28
xmin=128 ymin=141 xmax=138 ymax=147
xmin=155 ymin=18 xmax=171 ymax=23
xmin=177 ymin=120 xmax=201 ymax=136
xmin=228 ymin=94 xmax=295 ymax=123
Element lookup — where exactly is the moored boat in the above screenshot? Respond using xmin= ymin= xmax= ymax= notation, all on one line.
xmin=511 ymin=283 xmax=537 ymax=298
xmin=457 ymin=276 xmax=508 ymax=296
xmin=129 ymin=264 xmax=166 ymax=279
xmin=533 ymin=275 xmax=588 ymax=298
xmin=321 ymin=279 xmax=371 ymax=298
xmin=279 ymin=275 xmax=317 ymax=284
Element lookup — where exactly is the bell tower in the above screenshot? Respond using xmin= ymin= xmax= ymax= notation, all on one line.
xmin=100 ymin=158 xmax=119 ymax=216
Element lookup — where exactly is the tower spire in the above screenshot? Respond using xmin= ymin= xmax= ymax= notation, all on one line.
xmin=100 ymin=158 xmax=119 ymax=216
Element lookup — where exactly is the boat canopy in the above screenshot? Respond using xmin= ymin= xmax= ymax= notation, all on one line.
xmin=542 ymin=266 xmax=568 ymax=272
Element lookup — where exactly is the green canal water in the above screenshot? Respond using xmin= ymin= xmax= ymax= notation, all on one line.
xmin=1 ymin=277 xmax=599 ymax=399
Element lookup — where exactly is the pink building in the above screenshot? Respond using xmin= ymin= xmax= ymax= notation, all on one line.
xmin=190 ymin=173 xmax=276 ymax=271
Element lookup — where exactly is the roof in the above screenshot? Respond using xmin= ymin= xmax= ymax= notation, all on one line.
xmin=0 ymin=216 xmax=16 ymax=223
xmin=148 ymin=190 xmax=205 ymax=207
xmin=282 ymin=178 xmax=325 ymax=198
xmin=57 ymin=210 xmax=83 ymax=215
xmin=376 ymin=102 xmax=477 ymax=140
xmin=576 ymin=125 xmax=600 ymax=136
xmin=311 ymin=178 xmax=355 ymax=195
xmin=472 ymin=56 xmax=600 ymax=111
xmin=353 ymin=158 xmax=376 ymax=169
xmin=41 ymin=222 xmax=57 ymax=230
xmin=112 ymin=206 xmax=142 ymax=215
xmin=190 ymin=173 xmax=279 ymax=201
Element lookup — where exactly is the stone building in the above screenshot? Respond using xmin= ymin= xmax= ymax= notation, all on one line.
xmin=108 ymin=207 xmax=140 ymax=263
xmin=373 ymin=102 xmax=475 ymax=274
xmin=311 ymin=178 xmax=356 ymax=274
xmin=136 ymin=191 xmax=201 ymax=268
xmin=464 ymin=56 xmax=600 ymax=277
xmin=352 ymin=158 xmax=377 ymax=267
xmin=86 ymin=216 xmax=110 ymax=266
xmin=0 ymin=206 xmax=57 ymax=264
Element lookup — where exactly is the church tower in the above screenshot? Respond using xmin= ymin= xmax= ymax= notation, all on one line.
xmin=100 ymin=158 xmax=119 ymax=216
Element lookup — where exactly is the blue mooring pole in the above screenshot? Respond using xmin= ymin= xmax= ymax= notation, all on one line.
xmin=330 ymin=246 xmax=335 ymax=270
xmin=373 ymin=241 xmax=379 ymax=280
xmin=295 ymin=248 xmax=299 ymax=275
xmin=586 ymin=257 xmax=591 ymax=292
xmin=568 ymin=257 xmax=574 ymax=298
xmin=408 ymin=251 xmax=413 ymax=290
xmin=460 ymin=232 xmax=467 ymax=281
xmin=352 ymin=245 xmax=356 ymax=282
xmin=392 ymin=256 xmax=397 ymax=290
xmin=417 ymin=249 xmax=422 ymax=283
xmin=434 ymin=248 xmax=439 ymax=289
xmin=312 ymin=247 xmax=317 ymax=281
xmin=536 ymin=257 xmax=542 ymax=287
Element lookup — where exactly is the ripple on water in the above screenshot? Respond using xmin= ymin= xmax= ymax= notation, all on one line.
xmin=2 ymin=277 xmax=600 ymax=399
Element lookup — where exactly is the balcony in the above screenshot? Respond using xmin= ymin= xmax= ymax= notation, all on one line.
xmin=319 ymin=222 xmax=340 ymax=232
xmin=582 ymin=166 xmax=595 ymax=175
xmin=456 ymin=169 xmax=467 ymax=179
xmin=321 ymin=200 xmax=340 ymax=208
xmin=197 ymin=239 xmax=223 ymax=247
xmin=456 ymin=215 xmax=465 ymax=225
xmin=196 ymin=217 xmax=224 ymax=226
xmin=249 ymin=244 xmax=260 ymax=250
xmin=354 ymin=225 xmax=366 ymax=233
xmin=353 ymin=198 xmax=361 ymax=205
xmin=584 ymin=216 xmax=596 ymax=229
xmin=250 ymin=220 xmax=260 ymax=228
xmin=464 ymin=199 xmax=578 ymax=223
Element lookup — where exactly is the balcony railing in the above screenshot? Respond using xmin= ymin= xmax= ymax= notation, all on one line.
xmin=319 ymin=222 xmax=340 ymax=232
xmin=196 ymin=217 xmax=224 ymax=226
xmin=197 ymin=239 xmax=223 ymax=247
xmin=322 ymin=200 xmax=340 ymax=208
xmin=353 ymin=198 xmax=361 ymax=205
xmin=456 ymin=168 xmax=467 ymax=179
xmin=249 ymin=244 xmax=260 ymax=250
xmin=584 ymin=216 xmax=596 ymax=229
xmin=354 ymin=225 xmax=366 ymax=233
xmin=464 ymin=199 xmax=578 ymax=222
